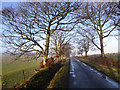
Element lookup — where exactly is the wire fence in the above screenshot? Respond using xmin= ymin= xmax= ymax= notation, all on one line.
xmin=2 ymin=68 xmax=38 ymax=88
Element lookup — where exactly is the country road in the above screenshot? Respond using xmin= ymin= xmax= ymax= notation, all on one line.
xmin=69 ymin=58 xmax=119 ymax=88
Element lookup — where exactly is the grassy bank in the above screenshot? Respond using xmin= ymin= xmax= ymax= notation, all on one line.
xmin=16 ymin=58 xmax=70 ymax=89
xmin=47 ymin=59 xmax=70 ymax=88
xmin=17 ymin=62 xmax=62 ymax=88
xmin=75 ymin=56 xmax=120 ymax=84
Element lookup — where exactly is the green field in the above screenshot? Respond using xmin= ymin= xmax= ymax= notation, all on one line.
xmin=2 ymin=58 xmax=42 ymax=88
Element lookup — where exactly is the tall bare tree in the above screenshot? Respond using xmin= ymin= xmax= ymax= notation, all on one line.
xmin=2 ymin=2 xmax=80 ymax=65
xmin=76 ymin=2 xmax=118 ymax=57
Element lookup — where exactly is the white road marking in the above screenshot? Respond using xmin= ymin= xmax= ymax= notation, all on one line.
xmin=70 ymin=58 xmax=76 ymax=79
xmin=72 ymin=74 xmax=76 ymax=78
xmin=90 ymin=68 xmax=94 ymax=71
xmin=82 ymin=63 xmax=87 ymax=66
xmin=106 ymin=77 xmax=119 ymax=88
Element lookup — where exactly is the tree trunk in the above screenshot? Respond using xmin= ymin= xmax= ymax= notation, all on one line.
xmin=85 ymin=51 xmax=88 ymax=57
xmin=43 ymin=31 xmax=50 ymax=66
xmin=84 ymin=47 xmax=88 ymax=57
xmin=100 ymin=37 xmax=105 ymax=58
xmin=81 ymin=53 xmax=83 ymax=56
xmin=43 ymin=54 xmax=47 ymax=66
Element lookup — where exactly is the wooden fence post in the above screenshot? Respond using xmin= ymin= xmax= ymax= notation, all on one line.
xmin=22 ymin=70 xmax=25 ymax=80
xmin=113 ymin=53 xmax=116 ymax=65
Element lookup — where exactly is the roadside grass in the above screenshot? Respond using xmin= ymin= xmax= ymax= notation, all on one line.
xmin=47 ymin=59 xmax=70 ymax=88
xmin=17 ymin=62 xmax=63 ymax=88
xmin=2 ymin=60 xmax=41 ymax=88
xmin=88 ymin=53 xmax=120 ymax=60
xmin=105 ymin=53 xmax=120 ymax=62
xmin=75 ymin=56 xmax=120 ymax=84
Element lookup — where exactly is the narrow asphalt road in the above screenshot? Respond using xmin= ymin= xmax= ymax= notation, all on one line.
xmin=69 ymin=58 xmax=119 ymax=88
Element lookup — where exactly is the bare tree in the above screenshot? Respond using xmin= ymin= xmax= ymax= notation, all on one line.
xmin=61 ymin=43 xmax=71 ymax=58
xmin=77 ymin=47 xmax=84 ymax=56
xmin=50 ymin=31 xmax=72 ymax=58
xmin=76 ymin=2 xmax=118 ymax=57
xmin=113 ymin=1 xmax=120 ymax=28
xmin=74 ymin=37 xmax=94 ymax=57
xmin=2 ymin=2 xmax=80 ymax=65
xmin=112 ymin=1 xmax=120 ymax=39
xmin=79 ymin=38 xmax=90 ymax=57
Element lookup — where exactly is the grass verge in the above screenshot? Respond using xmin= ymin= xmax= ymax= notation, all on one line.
xmin=16 ymin=62 xmax=62 ymax=88
xmin=75 ymin=57 xmax=120 ymax=84
xmin=47 ymin=59 xmax=70 ymax=88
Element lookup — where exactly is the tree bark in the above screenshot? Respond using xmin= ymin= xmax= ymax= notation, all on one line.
xmin=43 ymin=54 xmax=47 ymax=66
xmin=85 ymin=51 xmax=88 ymax=57
xmin=100 ymin=37 xmax=105 ymax=58
xmin=43 ymin=31 xmax=50 ymax=66
xmin=81 ymin=54 xmax=83 ymax=56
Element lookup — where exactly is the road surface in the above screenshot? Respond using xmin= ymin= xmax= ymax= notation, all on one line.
xmin=69 ymin=58 xmax=119 ymax=88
